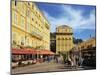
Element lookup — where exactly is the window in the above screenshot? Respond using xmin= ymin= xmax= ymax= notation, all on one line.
xmin=21 ymin=36 xmax=24 ymax=45
xmin=62 ymin=38 xmax=64 ymax=40
xmin=32 ymin=4 xmax=34 ymax=9
xmin=26 ymin=38 xmax=29 ymax=46
xmin=12 ymin=11 xmax=18 ymax=25
xmin=12 ymin=32 xmax=17 ymax=44
xmin=57 ymin=38 xmax=60 ymax=40
xmin=12 ymin=11 xmax=14 ymax=23
xmin=66 ymin=29 xmax=67 ymax=32
xmin=39 ymin=15 xmax=40 ymax=18
xmin=32 ymin=18 xmax=34 ymax=21
xmin=57 ymin=29 xmax=59 ymax=32
xmin=69 ymin=38 xmax=71 ymax=40
xmin=27 ymin=22 xmax=30 ymax=32
xmin=26 ymin=8 xmax=30 ymax=17
xmin=81 ymin=46 xmax=84 ymax=49
xmin=36 ymin=21 xmax=37 ymax=24
xmin=21 ymin=17 xmax=25 ymax=28
xmin=36 ymin=11 xmax=37 ymax=14
xmin=21 ymin=3 xmax=25 ymax=15
xmin=39 ymin=24 xmax=41 ymax=27
xmin=65 ymin=38 xmax=68 ymax=40
xmin=28 ymin=2 xmax=30 ymax=5
xmin=12 ymin=33 xmax=16 ymax=41
xmin=32 ymin=40 xmax=34 ymax=46
xmin=15 ymin=0 xmax=17 ymax=6
xmin=15 ymin=13 xmax=17 ymax=24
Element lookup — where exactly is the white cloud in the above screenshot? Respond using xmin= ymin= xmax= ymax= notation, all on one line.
xmin=42 ymin=5 xmax=95 ymax=32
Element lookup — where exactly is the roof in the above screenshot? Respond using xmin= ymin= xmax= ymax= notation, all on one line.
xmin=57 ymin=25 xmax=72 ymax=29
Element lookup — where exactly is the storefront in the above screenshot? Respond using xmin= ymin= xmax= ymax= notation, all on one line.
xmin=12 ymin=48 xmax=55 ymax=68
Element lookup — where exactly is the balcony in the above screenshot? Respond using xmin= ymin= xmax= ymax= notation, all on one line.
xmin=45 ymin=23 xmax=50 ymax=29
xmin=31 ymin=31 xmax=43 ymax=40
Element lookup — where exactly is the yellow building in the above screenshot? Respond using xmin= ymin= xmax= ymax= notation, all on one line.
xmin=71 ymin=37 xmax=96 ymax=60
xmin=56 ymin=25 xmax=73 ymax=54
xmin=70 ymin=37 xmax=96 ymax=67
xmin=12 ymin=1 xmax=50 ymax=50
xmin=73 ymin=37 xmax=96 ymax=51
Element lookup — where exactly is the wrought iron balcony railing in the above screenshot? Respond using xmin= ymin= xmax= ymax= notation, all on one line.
xmin=31 ymin=31 xmax=43 ymax=39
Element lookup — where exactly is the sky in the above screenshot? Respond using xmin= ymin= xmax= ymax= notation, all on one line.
xmin=36 ymin=2 xmax=96 ymax=41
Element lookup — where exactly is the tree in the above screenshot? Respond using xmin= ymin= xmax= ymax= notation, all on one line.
xmin=73 ymin=37 xmax=83 ymax=44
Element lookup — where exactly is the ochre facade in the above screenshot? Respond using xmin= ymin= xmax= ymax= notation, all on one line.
xmin=12 ymin=1 xmax=50 ymax=50
xmin=56 ymin=25 xmax=73 ymax=54
xmin=73 ymin=37 xmax=96 ymax=51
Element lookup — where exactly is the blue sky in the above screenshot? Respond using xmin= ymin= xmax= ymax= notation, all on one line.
xmin=36 ymin=2 xmax=96 ymax=40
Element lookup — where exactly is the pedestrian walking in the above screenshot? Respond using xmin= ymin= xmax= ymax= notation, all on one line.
xmin=75 ymin=57 xmax=79 ymax=67
xmin=71 ymin=56 xmax=76 ymax=66
xmin=68 ymin=58 xmax=72 ymax=66
xmin=48 ymin=56 xmax=51 ymax=63
xmin=55 ymin=56 xmax=58 ymax=63
xmin=79 ymin=57 xmax=84 ymax=66
xmin=58 ymin=56 xmax=61 ymax=63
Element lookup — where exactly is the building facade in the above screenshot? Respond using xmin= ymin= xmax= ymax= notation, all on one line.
xmin=73 ymin=37 xmax=96 ymax=51
xmin=12 ymin=1 xmax=50 ymax=50
xmin=50 ymin=33 xmax=56 ymax=53
xmin=71 ymin=37 xmax=96 ymax=67
xmin=56 ymin=25 xmax=73 ymax=54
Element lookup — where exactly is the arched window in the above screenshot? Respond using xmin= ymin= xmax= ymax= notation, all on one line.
xmin=62 ymin=38 xmax=64 ymax=40
xmin=69 ymin=38 xmax=71 ymax=40
xmin=65 ymin=38 xmax=68 ymax=40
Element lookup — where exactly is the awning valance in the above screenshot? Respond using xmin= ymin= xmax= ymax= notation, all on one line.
xmin=12 ymin=48 xmax=37 ymax=54
xmin=12 ymin=48 xmax=55 ymax=55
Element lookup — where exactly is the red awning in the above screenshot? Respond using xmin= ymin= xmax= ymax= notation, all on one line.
xmin=12 ymin=48 xmax=55 ymax=55
xmin=39 ymin=50 xmax=55 ymax=55
xmin=12 ymin=48 xmax=37 ymax=54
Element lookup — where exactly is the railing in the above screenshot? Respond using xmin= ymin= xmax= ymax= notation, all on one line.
xmin=31 ymin=31 xmax=43 ymax=39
